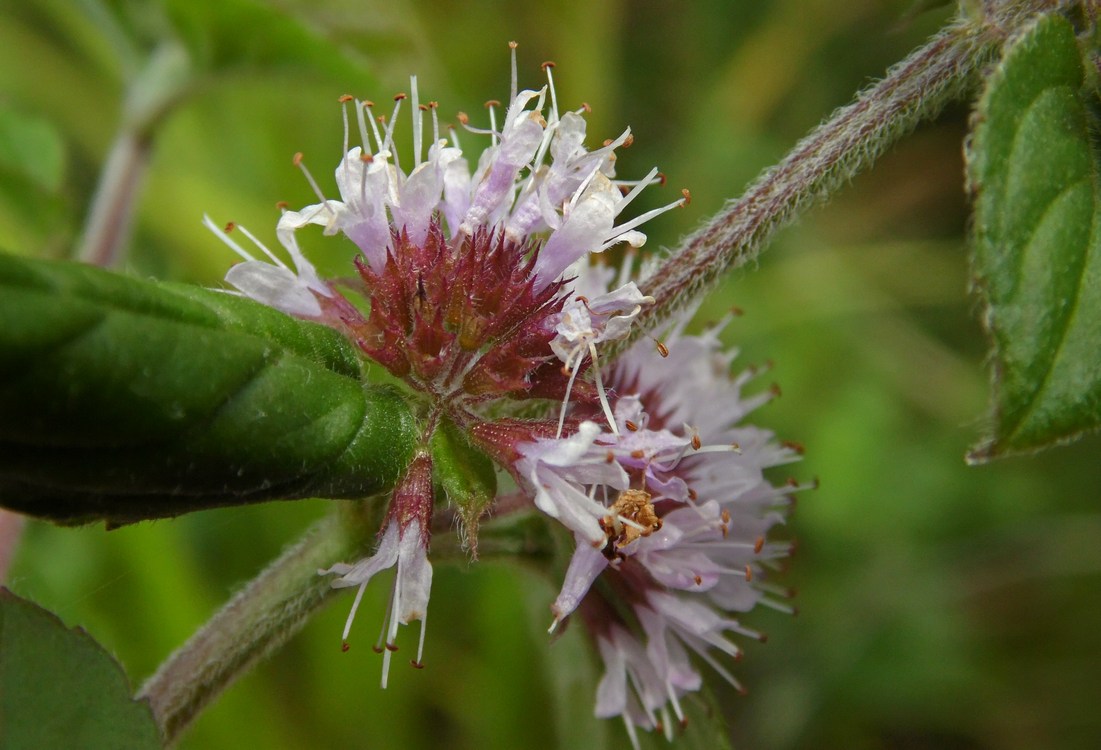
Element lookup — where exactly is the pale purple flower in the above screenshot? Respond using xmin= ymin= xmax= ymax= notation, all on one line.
xmin=208 ymin=45 xmax=684 ymax=323
xmin=320 ymin=452 xmax=434 ymax=688
xmin=515 ymin=302 xmax=803 ymax=744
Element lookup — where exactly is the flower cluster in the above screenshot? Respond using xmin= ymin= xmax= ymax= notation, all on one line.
xmin=208 ymin=43 xmax=798 ymax=745
xmin=510 ymin=306 xmax=804 ymax=743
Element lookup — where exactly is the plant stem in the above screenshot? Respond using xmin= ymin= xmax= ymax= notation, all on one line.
xmin=76 ymin=41 xmax=191 ymax=268
xmin=618 ymin=14 xmax=1009 ymax=351
xmin=137 ymin=510 xmax=363 ymax=745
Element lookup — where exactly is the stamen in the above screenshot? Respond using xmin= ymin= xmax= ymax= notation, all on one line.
xmin=203 ymin=214 xmax=257 ymax=263
xmin=589 ymin=341 xmax=619 ymax=435
xmin=341 ymin=581 xmax=369 ymax=642
xmin=292 ymin=152 xmax=335 ymax=217
xmin=340 ymin=95 xmax=352 ymax=185
xmin=235 ymin=224 xmax=289 ymax=269
xmin=383 ymin=94 xmax=406 ymax=168
xmin=414 ymin=611 xmax=428 ymax=670
xmin=555 ymin=347 xmax=584 ymax=439
xmin=508 ymin=41 xmax=518 ymax=104
xmin=428 ymin=101 xmax=440 ymax=145
xmin=485 ymin=99 xmax=500 ymax=146
xmin=410 ymin=76 xmax=422 ymax=168
xmin=542 ymin=60 xmax=559 ymax=123
xmin=359 ymin=100 xmax=383 ymax=152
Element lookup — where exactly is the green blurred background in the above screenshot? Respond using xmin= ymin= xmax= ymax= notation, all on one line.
xmin=4 ymin=0 xmax=1101 ymax=748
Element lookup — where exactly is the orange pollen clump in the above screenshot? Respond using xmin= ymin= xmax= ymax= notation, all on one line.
xmin=601 ymin=489 xmax=662 ymax=559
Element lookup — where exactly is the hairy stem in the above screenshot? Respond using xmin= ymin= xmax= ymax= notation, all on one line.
xmin=138 ymin=510 xmax=364 ymax=745
xmin=620 ymin=13 xmax=1011 ymax=351
xmin=76 ymin=41 xmax=191 ymax=268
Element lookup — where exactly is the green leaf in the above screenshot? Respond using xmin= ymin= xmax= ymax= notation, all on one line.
xmin=430 ymin=416 xmax=497 ymax=550
xmin=0 ymin=253 xmax=418 ymax=525
xmin=0 ymin=588 xmax=161 ymax=749
xmin=966 ymin=14 xmax=1101 ymax=460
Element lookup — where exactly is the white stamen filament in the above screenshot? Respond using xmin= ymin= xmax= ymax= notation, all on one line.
xmin=509 ymin=41 xmax=518 ymax=104
xmin=294 ymin=155 xmax=335 ymax=218
xmin=235 ymin=224 xmax=288 ymax=268
xmin=411 ymin=76 xmax=423 ymax=168
xmin=202 ymin=214 xmax=256 ymax=263
xmin=606 ymin=195 xmax=687 ymax=241
xmin=487 ymin=101 xmax=499 ymax=146
xmin=383 ymin=97 xmax=404 ymax=168
xmin=342 ymin=581 xmax=369 ymax=642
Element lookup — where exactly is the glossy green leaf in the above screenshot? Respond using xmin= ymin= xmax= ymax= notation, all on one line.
xmin=0 ymin=588 xmax=161 ymax=749
xmin=0 ymin=253 xmax=418 ymax=525
xmin=967 ymin=14 xmax=1101 ymax=460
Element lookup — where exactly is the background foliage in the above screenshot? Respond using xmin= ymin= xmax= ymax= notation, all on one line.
xmin=4 ymin=0 xmax=1101 ymax=748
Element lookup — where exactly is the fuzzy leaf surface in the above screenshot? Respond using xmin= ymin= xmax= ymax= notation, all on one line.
xmin=0 ymin=254 xmax=417 ymax=525
xmin=967 ymin=14 xmax=1101 ymax=460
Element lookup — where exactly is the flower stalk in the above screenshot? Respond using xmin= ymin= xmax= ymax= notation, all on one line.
xmin=616 ymin=15 xmax=1008 ymax=358
xmin=138 ymin=510 xmax=363 ymax=745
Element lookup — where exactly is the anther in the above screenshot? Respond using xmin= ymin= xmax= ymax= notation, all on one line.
xmin=731 ymin=306 xmax=745 ymax=316
xmin=418 ymin=104 xmax=429 ymax=111
xmin=338 ymin=94 xmax=354 ymax=103
xmin=681 ymin=188 xmax=692 ymax=205
xmin=781 ymin=440 xmax=805 ymax=454
xmin=394 ymin=92 xmax=407 ymax=102
xmin=770 ymin=383 xmax=782 ymax=397
xmin=625 ymin=420 xmax=639 ymax=432
xmin=691 ymin=434 xmax=702 ymax=451
xmin=605 ymin=451 xmax=615 ymax=464
xmin=541 ymin=60 xmax=556 ymax=70
xmin=371 ymin=645 xmax=384 ymax=654
xmin=411 ymin=660 xmax=425 ymax=669
xmin=275 ymin=200 xmax=289 ymax=211
xmin=693 ymin=575 xmax=703 ymax=586
xmin=688 ymin=488 xmax=698 ymax=501
xmin=457 ymin=111 xmax=470 ymax=125
xmin=360 ymin=153 xmax=374 ymax=163
xmin=385 ymin=642 xmax=399 ymax=652
xmin=630 ymin=449 xmax=645 ymax=459
xmin=580 ymin=102 xmax=591 ymax=112
xmin=508 ymin=41 xmax=518 ymax=49
xmin=292 ymin=151 xmax=304 ymax=166
xmin=484 ymin=99 xmax=501 ymax=109
xmin=363 ymin=100 xmax=375 ymax=109
xmin=657 ymin=172 xmax=667 ymax=186
xmin=786 ymin=477 xmax=799 ymax=487
xmin=754 ymin=536 xmax=765 ymax=554
xmin=622 ymin=133 xmax=635 ymax=148
xmin=603 ymin=138 xmax=613 ymax=147
xmin=341 ymin=641 xmax=350 ymax=653
xmin=224 ymin=222 xmax=235 ymax=233
xmin=721 ymin=509 xmax=731 ymax=524
xmin=427 ymin=101 xmax=438 ymax=109
xmin=745 ymin=565 xmax=753 ymax=582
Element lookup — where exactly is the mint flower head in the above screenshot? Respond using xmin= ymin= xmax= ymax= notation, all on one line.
xmin=205 ymin=41 xmax=795 ymax=744
xmin=494 ymin=298 xmax=808 ymax=746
